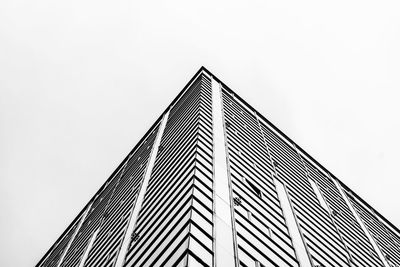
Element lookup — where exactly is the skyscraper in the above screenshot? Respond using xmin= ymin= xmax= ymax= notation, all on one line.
xmin=37 ymin=67 xmax=400 ymax=267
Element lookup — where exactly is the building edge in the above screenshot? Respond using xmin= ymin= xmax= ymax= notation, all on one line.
xmin=37 ymin=66 xmax=400 ymax=266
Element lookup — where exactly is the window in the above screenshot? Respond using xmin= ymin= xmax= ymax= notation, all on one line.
xmin=233 ymin=197 xmax=242 ymax=206
xmin=246 ymin=179 xmax=262 ymax=198
xmin=272 ymin=161 xmax=279 ymax=168
xmin=131 ymin=232 xmax=140 ymax=242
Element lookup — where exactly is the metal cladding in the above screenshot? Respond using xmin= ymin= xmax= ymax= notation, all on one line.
xmin=37 ymin=67 xmax=400 ymax=267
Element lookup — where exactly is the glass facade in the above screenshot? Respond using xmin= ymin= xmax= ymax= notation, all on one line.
xmin=37 ymin=67 xmax=399 ymax=267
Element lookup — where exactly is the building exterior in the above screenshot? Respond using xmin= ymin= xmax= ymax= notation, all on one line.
xmin=37 ymin=67 xmax=400 ymax=267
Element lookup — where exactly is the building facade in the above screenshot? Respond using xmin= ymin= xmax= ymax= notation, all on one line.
xmin=37 ymin=67 xmax=400 ymax=267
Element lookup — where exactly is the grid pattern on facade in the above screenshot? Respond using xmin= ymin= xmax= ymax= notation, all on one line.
xmin=221 ymin=90 xmax=299 ymax=267
xmin=258 ymin=121 xmax=350 ymax=267
xmin=37 ymin=120 xmax=161 ymax=267
xmin=59 ymin=166 xmax=121 ymax=267
xmin=344 ymin=185 xmax=400 ymax=267
xmin=38 ymin=212 xmax=85 ymax=267
xmin=299 ymin=157 xmax=385 ymax=267
xmin=67 ymin=123 xmax=159 ymax=267
xmin=219 ymin=84 xmax=395 ymax=267
xmin=123 ymin=74 xmax=214 ymax=267
xmin=82 ymin=123 xmax=160 ymax=267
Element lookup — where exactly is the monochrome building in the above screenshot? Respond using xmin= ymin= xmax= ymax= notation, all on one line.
xmin=37 ymin=67 xmax=400 ymax=267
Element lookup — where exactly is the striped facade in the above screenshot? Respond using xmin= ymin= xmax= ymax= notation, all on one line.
xmin=37 ymin=67 xmax=400 ymax=267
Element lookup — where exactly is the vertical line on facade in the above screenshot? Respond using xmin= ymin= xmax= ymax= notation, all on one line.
xmin=273 ymin=178 xmax=313 ymax=267
xmin=292 ymin=145 xmax=328 ymax=211
xmin=255 ymin=114 xmax=312 ymax=267
xmin=308 ymin=178 xmax=330 ymax=211
xmin=56 ymin=203 xmax=92 ymax=267
xmin=332 ymin=176 xmax=391 ymax=267
xmin=113 ymin=111 xmax=170 ymax=267
xmin=293 ymin=144 xmax=354 ymax=266
xmin=78 ymin=228 xmax=99 ymax=267
xmin=211 ymin=76 xmax=237 ymax=267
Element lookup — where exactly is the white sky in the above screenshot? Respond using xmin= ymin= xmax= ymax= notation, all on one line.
xmin=1 ymin=0 xmax=400 ymax=266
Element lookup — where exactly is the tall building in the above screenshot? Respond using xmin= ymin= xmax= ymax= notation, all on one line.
xmin=37 ymin=67 xmax=400 ymax=267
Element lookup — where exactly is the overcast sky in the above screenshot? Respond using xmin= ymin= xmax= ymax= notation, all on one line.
xmin=1 ymin=0 xmax=400 ymax=266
